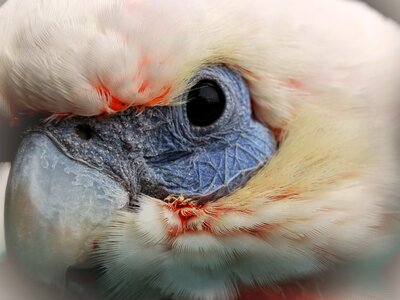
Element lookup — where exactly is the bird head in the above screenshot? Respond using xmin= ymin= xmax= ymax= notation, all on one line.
xmin=1 ymin=0 xmax=399 ymax=299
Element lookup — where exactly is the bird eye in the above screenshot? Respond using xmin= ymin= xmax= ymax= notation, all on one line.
xmin=186 ymin=80 xmax=226 ymax=127
xmin=75 ymin=124 xmax=94 ymax=141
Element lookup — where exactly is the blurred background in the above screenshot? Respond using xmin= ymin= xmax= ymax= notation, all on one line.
xmin=364 ymin=0 xmax=399 ymax=20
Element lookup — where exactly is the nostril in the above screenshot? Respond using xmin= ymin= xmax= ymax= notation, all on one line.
xmin=75 ymin=124 xmax=94 ymax=141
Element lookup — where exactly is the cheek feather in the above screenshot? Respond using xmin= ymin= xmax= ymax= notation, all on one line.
xmin=142 ymin=85 xmax=172 ymax=106
xmin=162 ymin=195 xmax=253 ymax=237
xmin=95 ymin=85 xmax=129 ymax=113
xmin=94 ymin=99 xmax=386 ymax=297
xmin=138 ymin=79 xmax=150 ymax=93
xmin=238 ymin=67 xmax=261 ymax=81
xmin=283 ymin=78 xmax=306 ymax=92
xmin=141 ymin=99 xmax=372 ymax=241
xmin=100 ymin=104 xmax=376 ymax=245
xmin=127 ymin=0 xmax=144 ymax=12
xmin=93 ymin=81 xmax=172 ymax=113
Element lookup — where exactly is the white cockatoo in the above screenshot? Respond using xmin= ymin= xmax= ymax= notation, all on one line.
xmin=0 ymin=0 xmax=399 ymax=299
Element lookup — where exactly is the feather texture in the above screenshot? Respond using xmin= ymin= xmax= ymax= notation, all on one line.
xmin=94 ymin=106 xmax=397 ymax=299
xmin=0 ymin=0 xmax=399 ymax=123
xmin=0 ymin=0 xmax=399 ymax=298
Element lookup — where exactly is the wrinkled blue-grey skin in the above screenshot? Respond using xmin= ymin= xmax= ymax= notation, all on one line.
xmin=6 ymin=65 xmax=276 ymax=293
xmin=35 ymin=66 xmax=276 ymax=202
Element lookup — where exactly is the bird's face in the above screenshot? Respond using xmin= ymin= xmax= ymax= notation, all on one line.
xmin=2 ymin=0 xmax=400 ymax=299
xmin=6 ymin=66 xmax=277 ymax=294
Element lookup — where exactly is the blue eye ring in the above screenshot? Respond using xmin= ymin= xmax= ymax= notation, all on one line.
xmin=182 ymin=65 xmax=246 ymax=137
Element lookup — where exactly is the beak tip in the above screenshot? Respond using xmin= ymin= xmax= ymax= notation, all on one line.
xmin=5 ymin=133 xmax=129 ymax=287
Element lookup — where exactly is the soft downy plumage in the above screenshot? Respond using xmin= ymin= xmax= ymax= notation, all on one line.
xmin=0 ymin=0 xmax=400 ymax=299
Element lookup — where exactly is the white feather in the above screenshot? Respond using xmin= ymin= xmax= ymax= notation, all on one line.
xmin=0 ymin=0 xmax=399 ymax=298
xmin=0 ymin=0 xmax=398 ymax=121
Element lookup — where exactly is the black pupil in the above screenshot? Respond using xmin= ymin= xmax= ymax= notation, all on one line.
xmin=187 ymin=80 xmax=226 ymax=127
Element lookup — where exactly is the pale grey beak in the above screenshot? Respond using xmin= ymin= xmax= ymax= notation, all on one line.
xmin=5 ymin=133 xmax=129 ymax=289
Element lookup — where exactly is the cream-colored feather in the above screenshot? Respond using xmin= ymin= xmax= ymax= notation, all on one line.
xmin=0 ymin=0 xmax=399 ymax=123
xmin=95 ymin=105 xmax=394 ymax=299
xmin=0 ymin=0 xmax=399 ymax=299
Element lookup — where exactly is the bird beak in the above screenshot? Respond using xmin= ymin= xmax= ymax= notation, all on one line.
xmin=5 ymin=133 xmax=129 ymax=289
xmin=4 ymin=66 xmax=277 ymax=295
